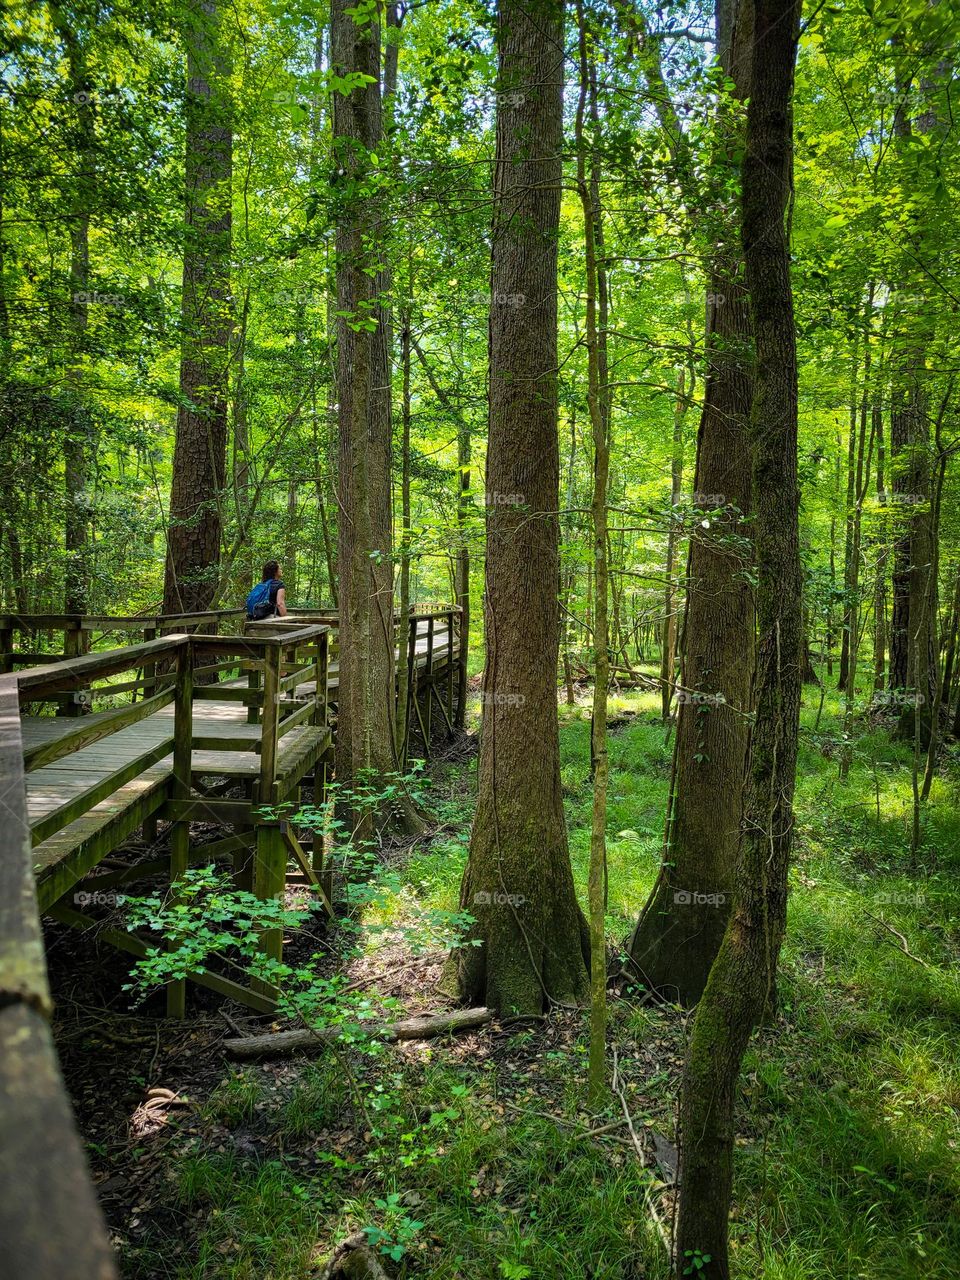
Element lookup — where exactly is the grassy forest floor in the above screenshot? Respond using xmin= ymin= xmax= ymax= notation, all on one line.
xmin=47 ymin=669 xmax=960 ymax=1280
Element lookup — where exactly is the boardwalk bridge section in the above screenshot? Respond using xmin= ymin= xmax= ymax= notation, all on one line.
xmin=0 ymin=604 xmax=464 ymax=1277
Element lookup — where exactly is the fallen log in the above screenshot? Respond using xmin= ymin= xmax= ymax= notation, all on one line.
xmin=225 ymin=1006 xmax=492 ymax=1060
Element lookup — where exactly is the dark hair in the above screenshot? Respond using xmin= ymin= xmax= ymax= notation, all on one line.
xmin=262 ymin=559 xmax=281 ymax=581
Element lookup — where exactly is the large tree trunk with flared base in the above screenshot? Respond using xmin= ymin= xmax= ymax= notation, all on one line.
xmin=674 ymin=0 xmax=802 ymax=1273
xmin=625 ymin=0 xmax=754 ymax=1007
xmin=444 ymin=0 xmax=589 ymax=1016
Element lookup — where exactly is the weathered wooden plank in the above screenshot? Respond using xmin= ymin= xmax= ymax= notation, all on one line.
xmin=30 ymin=738 xmax=174 ymax=844
xmin=0 ymin=681 xmax=50 ymax=1012
xmin=258 ymin=644 xmax=282 ymax=804
xmin=193 ymin=734 xmax=260 ymax=753
xmin=277 ymin=697 xmax=315 ymax=739
xmin=251 ymin=823 xmax=287 ymax=999
xmin=277 ymin=726 xmax=332 ymax=795
xmin=24 ymin=686 xmax=175 ymax=773
xmin=34 ymin=766 xmax=171 ymax=911
xmin=0 ymin=1004 xmax=118 ymax=1279
xmin=163 ymin=798 xmax=254 ymax=824
xmin=167 ymin=643 xmax=193 ymax=1018
xmin=280 ymin=824 xmax=335 ymax=918
xmin=0 ymin=676 xmax=118 ymax=1277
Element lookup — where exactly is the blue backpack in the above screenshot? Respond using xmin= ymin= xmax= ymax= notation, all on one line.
xmin=245 ymin=580 xmax=276 ymax=620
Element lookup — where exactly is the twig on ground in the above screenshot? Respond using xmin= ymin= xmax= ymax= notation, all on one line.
xmin=612 ymin=1045 xmax=672 ymax=1254
xmin=865 ymin=913 xmax=939 ymax=971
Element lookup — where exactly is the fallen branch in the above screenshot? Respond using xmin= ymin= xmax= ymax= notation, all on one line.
xmin=865 ymin=913 xmax=939 ymax=972
xmin=612 ymin=1045 xmax=672 ymax=1254
xmin=224 ymin=1006 xmax=492 ymax=1061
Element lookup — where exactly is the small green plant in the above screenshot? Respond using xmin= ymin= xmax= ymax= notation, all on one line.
xmin=203 ymin=1071 xmax=262 ymax=1128
xmin=682 ymin=1248 xmax=712 ymax=1275
xmin=362 ymin=1192 xmax=424 ymax=1262
xmin=498 ymin=1262 xmax=533 ymax=1280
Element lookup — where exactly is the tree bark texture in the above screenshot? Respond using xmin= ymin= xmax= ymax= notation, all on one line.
xmin=163 ymin=0 xmax=232 ymax=614
xmin=674 ymin=0 xmax=802 ymax=1272
xmin=331 ymin=0 xmax=397 ymax=802
xmin=626 ymin=0 xmax=755 ymax=1005
xmin=445 ymin=0 xmax=589 ymax=1016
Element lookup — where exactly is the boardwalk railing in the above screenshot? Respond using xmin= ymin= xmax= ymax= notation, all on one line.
xmin=0 ymin=677 xmax=118 ymax=1278
xmin=248 ymin=605 xmax=463 ymax=759
xmin=0 ymin=604 xmax=462 ymax=1276
xmin=9 ymin=625 xmax=332 ymax=1015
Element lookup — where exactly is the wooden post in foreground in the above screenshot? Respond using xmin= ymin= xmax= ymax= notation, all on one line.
xmin=312 ymin=630 xmax=329 ymax=881
xmin=167 ymin=639 xmax=193 ymax=1018
xmin=252 ymin=642 xmax=284 ymax=997
xmin=0 ymin=622 xmax=13 ymax=674
xmin=446 ymin=609 xmax=455 ymax=735
xmin=0 ymin=678 xmax=118 ymax=1277
xmin=424 ymin=615 xmax=435 ymax=744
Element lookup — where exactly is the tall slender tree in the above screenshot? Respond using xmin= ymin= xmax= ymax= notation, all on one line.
xmin=445 ymin=0 xmax=590 ymax=1015
xmin=163 ymin=0 xmax=232 ymax=614
xmin=625 ymin=0 xmax=755 ymax=1005
xmin=674 ymin=0 xmax=802 ymax=1272
xmin=50 ymin=2 xmax=92 ymax=617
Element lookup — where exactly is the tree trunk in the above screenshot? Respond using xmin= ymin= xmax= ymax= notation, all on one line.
xmin=444 ymin=0 xmax=589 ymax=1015
xmin=625 ymin=0 xmax=755 ymax=1006
xmin=456 ymin=404 xmax=471 ymax=730
xmin=837 ymin=336 xmax=860 ymax=692
xmin=872 ymin=404 xmax=888 ymax=693
xmin=50 ymin=4 xmax=92 ymax=616
xmin=660 ymin=370 xmax=686 ymax=720
xmin=163 ymin=0 xmax=232 ymax=615
xmin=891 ymin=360 xmax=936 ymax=745
xmin=674 ymin=2 xmax=802 ymax=1272
xmin=576 ymin=0 xmax=611 ymax=1102
xmin=940 ymin=564 xmax=960 ymax=716
xmin=395 ymin=312 xmax=412 ymax=760
xmin=331 ymin=0 xmax=398 ymax=815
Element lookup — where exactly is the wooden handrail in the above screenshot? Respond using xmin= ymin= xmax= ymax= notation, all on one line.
xmin=23 ymin=685 xmax=177 ymax=773
xmin=0 ymin=678 xmax=118 ymax=1276
xmin=14 ymin=634 xmax=190 ymax=701
xmin=0 ymin=608 xmax=244 ymax=631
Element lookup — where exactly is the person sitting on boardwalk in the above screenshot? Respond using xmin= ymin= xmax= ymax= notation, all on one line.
xmin=245 ymin=559 xmax=287 ymax=620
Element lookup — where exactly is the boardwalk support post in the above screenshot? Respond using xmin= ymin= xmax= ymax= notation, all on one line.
xmin=252 ymin=642 xmax=284 ymax=997
xmin=312 ymin=630 xmax=329 ymax=888
xmin=424 ymin=615 xmax=435 ymax=744
xmin=0 ymin=622 xmax=12 ymax=673
xmin=58 ymin=618 xmax=87 ymax=717
xmin=403 ymin=612 xmax=416 ymax=766
xmin=446 ymin=609 xmax=455 ymax=736
xmin=167 ymin=638 xmax=194 ymax=1018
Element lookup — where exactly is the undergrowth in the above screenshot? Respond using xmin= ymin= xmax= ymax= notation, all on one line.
xmin=118 ymin=664 xmax=960 ymax=1279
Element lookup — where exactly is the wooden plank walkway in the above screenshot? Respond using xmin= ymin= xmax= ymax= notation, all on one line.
xmin=15 ymin=613 xmax=460 ymax=911
xmin=0 ymin=605 xmax=463 ymax=1274
xmin=21 ymin=617 xmax=457 ymax=832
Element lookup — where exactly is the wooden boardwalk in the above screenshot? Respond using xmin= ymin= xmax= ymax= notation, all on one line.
xmin=0 ymin=604 xmax=463 ymax=1277
xmin=3 ymin=607 xmax=462 ymax=963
